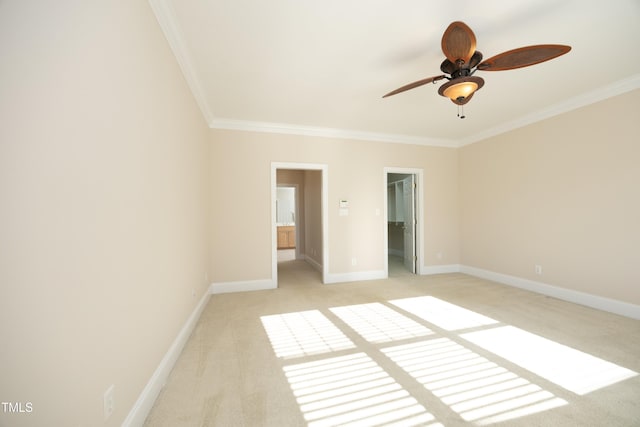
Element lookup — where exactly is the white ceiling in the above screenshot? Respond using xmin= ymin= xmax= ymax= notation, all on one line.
xmin=150 ymin=0 xmax=640 ymax=147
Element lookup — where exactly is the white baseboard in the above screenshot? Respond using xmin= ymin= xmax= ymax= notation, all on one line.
xmin=303 ymin=255 xmax=323 ymax=272
xmin=209 ymin=279 xmax=276 ymax=294
xmin=420 ymin=264 xmax=461 ymax=275
xmin=122 ymin=290 xmax=211 ymax=427
xmin=323 ymin=264 xmax=458 ymax=283
xmin=460 ymin=265 xmax=640 ymax=320
xmin=325 ymin=270 xmax=386 ymax=284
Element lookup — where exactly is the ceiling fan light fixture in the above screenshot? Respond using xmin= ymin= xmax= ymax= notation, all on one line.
xmin=438 ymin=76 xmax=485 ymax=103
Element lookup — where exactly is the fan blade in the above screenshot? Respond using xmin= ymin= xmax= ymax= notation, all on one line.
xmin=468 ymin=51 xmax=483 ymax=69
xmin=478 ymin=44 xmax=571 ymax=71
xmin=382 ymin=75 xmax=446 ymax=98
xmin=440 ymin=59 xmax=456 ymax=75
xmin=441 ymin=21 xmax=477 ymax=65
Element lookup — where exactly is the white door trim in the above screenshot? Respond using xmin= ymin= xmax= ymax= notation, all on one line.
xmin=383 ymin=167 xmax=425 ymax=276
xmin=271 ymin=162 xmax=328 ymax=285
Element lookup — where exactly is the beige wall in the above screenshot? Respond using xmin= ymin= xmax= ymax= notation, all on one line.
xmin=304 ymin=170 xmax=323 ymax=265
xmin=0 ymin=2 xmax=210 ymax=426
xmin=460 ymin=90 xmax=640 ymax=305
xmin=210 ymin=129 xmax=460 ymax=283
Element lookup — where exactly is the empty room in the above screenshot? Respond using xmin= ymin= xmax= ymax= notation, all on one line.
xmin=1 ymin=1 xmax=639 ymax=426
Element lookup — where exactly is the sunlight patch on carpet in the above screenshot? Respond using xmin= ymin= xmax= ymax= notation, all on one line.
xmin=284 ymin=353 xmax=442 ymax=427
xmin=382 ymin=338 xmax=567 ymax=425
xmin=330 ymin=302 xmax=434 ymax=343
xmin=390 ymin=296 xmax=499 ymax=331
xmin=461 ymin=325 xmax=639 ymax=395
xmin=261 ymin=310 xmax=355 ymax=359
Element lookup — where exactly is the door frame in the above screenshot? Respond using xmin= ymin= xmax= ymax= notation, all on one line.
xmin=383 ymin=167 xmax=424 ymax=276
xmin=271 ymin=162 xmax=328 ymax=286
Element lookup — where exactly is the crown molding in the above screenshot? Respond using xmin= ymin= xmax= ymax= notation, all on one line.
xmin=149 ymin=0 xmax=639 ymax=148
xmin=458 ymin=74 xmax=640 ymax=146
xmin=211 ymin=75 xmax=639 ymax=147
xmin=148 ymin=0 xmax=215 ymax=124
xmin=210 ymin=118 xmax=459 ymax=148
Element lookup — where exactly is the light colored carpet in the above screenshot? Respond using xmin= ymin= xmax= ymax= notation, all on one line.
xmin=144 ymin=260 xmax=640 ymax=426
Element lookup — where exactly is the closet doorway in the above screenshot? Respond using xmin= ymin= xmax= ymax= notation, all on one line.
xmin=385 ymin=168 xmax=424 ymax=276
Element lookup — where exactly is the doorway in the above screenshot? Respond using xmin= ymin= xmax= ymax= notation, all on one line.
xmin=276 ymin=185 xmax=298 ymax=262
xmin=271 ymin=163 xmax=328 ymax=287
xmin=385 ymin=168 xmax=423 ymax=276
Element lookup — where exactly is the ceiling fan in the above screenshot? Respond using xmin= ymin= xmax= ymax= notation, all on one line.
xmin=383 ymin=21 xmax=571 ymax=116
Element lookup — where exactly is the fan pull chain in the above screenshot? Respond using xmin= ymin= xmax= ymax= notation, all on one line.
xmin=457 ymin=104 xmax=466 ymax=119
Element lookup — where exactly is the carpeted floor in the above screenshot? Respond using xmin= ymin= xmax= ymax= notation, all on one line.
xmin=144 ymin=259 xmax=640 ymax=426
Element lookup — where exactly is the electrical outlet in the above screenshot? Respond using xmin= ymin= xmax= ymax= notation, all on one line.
xmin=351 ymin=257 xmax=357 ymax=266
xmin=535 ymin=265 xmax=543 ymax=275
xmin=103 ymin=385 xmax=115 ymax=420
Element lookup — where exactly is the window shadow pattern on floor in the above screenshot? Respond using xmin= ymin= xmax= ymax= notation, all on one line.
xmin=261 ymin=296 xmax=637 ymax=426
